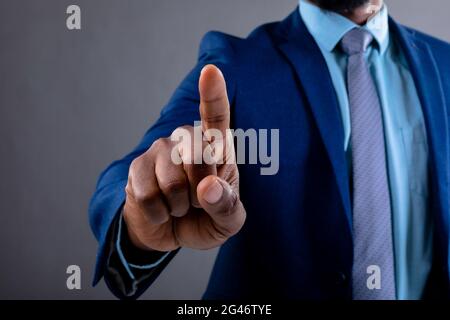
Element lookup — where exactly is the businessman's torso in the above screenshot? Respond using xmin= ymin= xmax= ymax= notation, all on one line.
xmin=202 ymin=11 xmax=450 ymax=300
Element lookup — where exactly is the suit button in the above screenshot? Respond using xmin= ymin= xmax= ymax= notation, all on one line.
xmin=334 ymin=272 xmax=347 ymax=286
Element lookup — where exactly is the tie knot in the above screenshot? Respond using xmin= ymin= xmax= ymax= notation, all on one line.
xmin=340 ymin=28 xmax=373 ymax=56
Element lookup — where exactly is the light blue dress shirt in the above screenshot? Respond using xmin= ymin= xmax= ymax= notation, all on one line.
xmin=299 ymin=0 xmax=433 ymax=299
xmin=115 ymin=214 xmax=171 ymax=281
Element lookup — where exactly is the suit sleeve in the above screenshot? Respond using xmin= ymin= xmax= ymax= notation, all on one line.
xmin=88 ymin=31 xmax=236 ymax=299
xmin=102 ymin=211 xmax=179 ymax=299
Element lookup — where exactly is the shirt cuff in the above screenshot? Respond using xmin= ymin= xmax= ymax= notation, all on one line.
xmin=116 ymin=213 xmax=171 ymax=280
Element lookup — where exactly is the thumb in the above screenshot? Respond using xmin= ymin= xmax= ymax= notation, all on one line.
xmin=199 ymin=64 xmax=230 ymax=136
xmin=197 ymin=175 xmax=246 ymax=238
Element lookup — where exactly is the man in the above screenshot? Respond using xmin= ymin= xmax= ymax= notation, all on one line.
xmin=89 ymin=0 xmax=450 ymax=299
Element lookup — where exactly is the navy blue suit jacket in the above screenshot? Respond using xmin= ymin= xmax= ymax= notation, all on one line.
xmin=90 ymin=9 xmax=450 ymax=299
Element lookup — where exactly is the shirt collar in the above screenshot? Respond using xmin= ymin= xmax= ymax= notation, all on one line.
xmin=299 ymin=0 xmax=389 ymax=54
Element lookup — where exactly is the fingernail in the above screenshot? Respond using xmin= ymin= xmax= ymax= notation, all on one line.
xmin=203 ymin=179 xmax=223 ymax=204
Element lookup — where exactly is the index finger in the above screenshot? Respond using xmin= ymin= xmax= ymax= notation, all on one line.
xmin=199 ymin=64 xmax=230 ymax=137
xmin=199 ymin=65 xmax=235 ymax=165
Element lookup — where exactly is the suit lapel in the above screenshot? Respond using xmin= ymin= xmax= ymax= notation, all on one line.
xmin=276 ymin=10 xmax=352 ymax=228
xmin=391 ymin=19 xmax=450 ymax=272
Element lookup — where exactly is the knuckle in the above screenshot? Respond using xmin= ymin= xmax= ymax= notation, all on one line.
xmin=214 ymin=208 xmax=246 ymax=240
xmin=133 ymin=188 xmax=160 ymax=205
xmin=210 ymin=221 xmax=235 ymax=242
xmin=202 ymin=112 xmax=228 ymax=125
xmin=189 ymin=162 xmax=214 ymax=177
xmin=125 ymin=182 xmax=133 ymax=198
xmin=150 ymin=137 xmax=170 ymax=153
xmin=210 ymin=229 xmax=229 ymax=244
xmin=170 ymin=126 xmax=193 ymax=142
xmin=129 ymin=157 xmax=142 ymax=175
xmin=217 ymin=188 xmax=239 ymax=216
xmin=161 ymin=179 xmax=188 ymax=195
xmin=207 ymin=191 xmax=245 ymax=240
xmin=129 ymin=152 xmax=153 ymax=176
xmin=175 ymin=125 xmax=193 ymax=134
xmin=218 ymin=225 xmax=235 ymax=238
xmin=128 ymin=158 xmax=144 ymax=184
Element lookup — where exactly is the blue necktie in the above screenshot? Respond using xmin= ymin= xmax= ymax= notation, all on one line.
xmin=340 ymin=28 xmax=396 ymax=300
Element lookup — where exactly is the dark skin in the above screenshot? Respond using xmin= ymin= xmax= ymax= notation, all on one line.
xmin=310 ymin=0 xmax=371 ymax=12
xmin=124 ymin=65 xmax=246 ymax=252
xmin=310 ymin=0 xmax=383 ymax=25
xmin=124 ymin=1 xmax=385 ymax=253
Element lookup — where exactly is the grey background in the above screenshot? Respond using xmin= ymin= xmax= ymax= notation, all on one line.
xmin=0 ymin=0 xmax=449 ymax=299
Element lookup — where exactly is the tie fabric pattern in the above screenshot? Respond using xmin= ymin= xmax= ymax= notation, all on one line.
xmin=340 ymin=28 xmax=396 ymax=300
